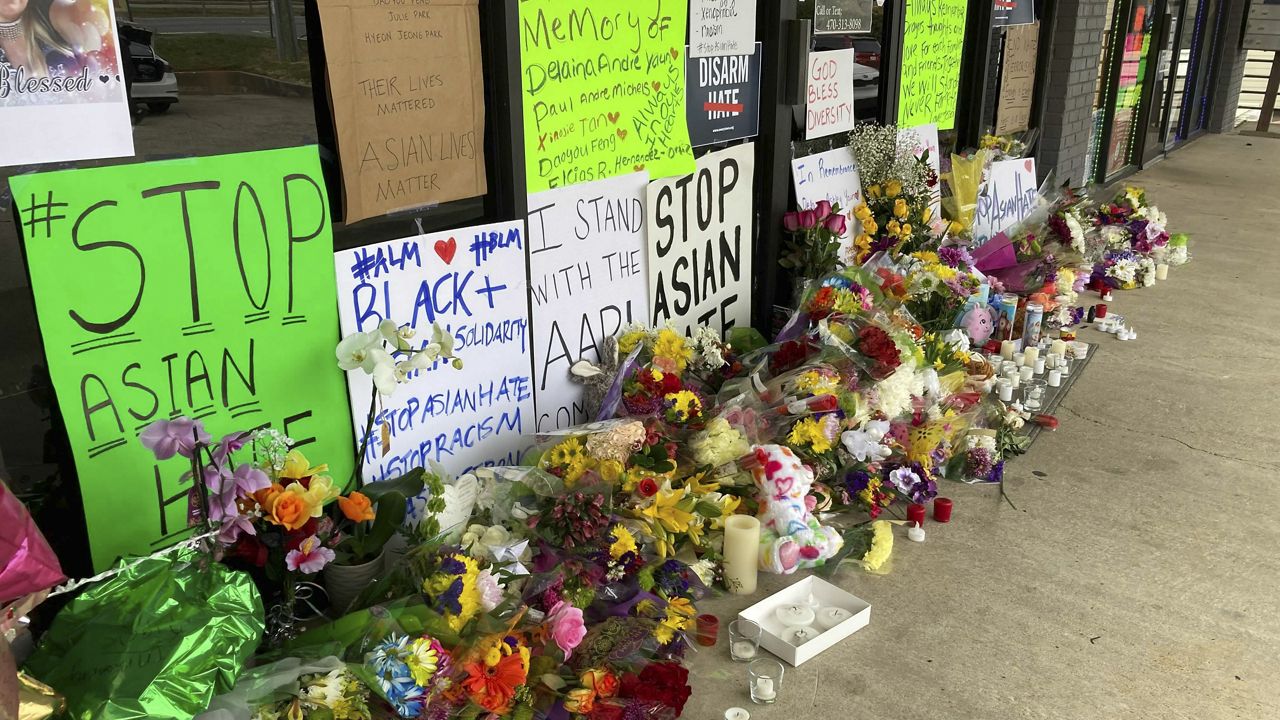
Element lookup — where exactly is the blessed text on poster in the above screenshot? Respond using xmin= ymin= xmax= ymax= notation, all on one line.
xmin=813 ymin=0 xmax=875 ymax=34
xmin=973 ymin=158 xmax=1039 ymax=247
xmin=686 ymin=43 xmax=762 ymax=147
xmin=520 ymin=1 xmax=696 ymax=193
xmin=315 ymin=0 xmax=487 ymax=223
xmin=790 ymin=146 xmax=862 ymax=251
xmin=334 ymin=221 xmax=534 ymax=480
xmin=995 ymin=22 xmax=1039 ymax=134
xmin=898 ymin=0 xmax=967 ymax=130
xmin=12 ymin=147 xmax=355 ymax=571
xmin=528 ymin=173 xmax=650 ymax=432
xmin=646 ymin=142 xmax=755 ymax=335
xmin=806 ymin=49 xmax=856 ymax=139
xmin=0 ymin=0 xmax=133 ymax=167
xmin=689 ymin=0 xmax=757 ymax=57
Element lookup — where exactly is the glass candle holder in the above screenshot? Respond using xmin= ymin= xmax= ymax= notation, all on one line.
xmin=1023 ymin=379 xmax=1047 ymax=411
xmin=728 ymin=618 xmax=761 ymax=662
xmin=748 ymin=658 xmax=784 ymax=705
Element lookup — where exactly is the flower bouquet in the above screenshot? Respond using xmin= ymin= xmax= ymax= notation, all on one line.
xmin=781 ymin=199 xmax=848 ymax=283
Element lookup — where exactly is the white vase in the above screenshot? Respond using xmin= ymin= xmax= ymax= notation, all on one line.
xmin=323 ymin=551 xmax=383 ymax=616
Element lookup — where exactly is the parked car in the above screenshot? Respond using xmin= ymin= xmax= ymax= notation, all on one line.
xmin=852 ymin=38 xmax=882 ymax=70
xmin=117 ymin=21 xmax=179 ymax=114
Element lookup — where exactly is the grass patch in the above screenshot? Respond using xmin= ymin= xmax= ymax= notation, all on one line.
xmin=158 ymin=33 xmax=311 ymax=84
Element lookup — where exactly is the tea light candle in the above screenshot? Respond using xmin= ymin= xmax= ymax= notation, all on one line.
xmin=1047 ymin=369 xmax=1062 ymax=387
xmin=907 ymin=522 xmax=926 ymax=542
xmin=1000 ymin=340 xmax=1016 ymax=360
xmin=731 ymin=641 xmax=758 ymax=660
xmin=816 ymin=607 xmax=853 ymax=630
xmin=775 ymin=604 xmax=816 ymax=627
xmin=1155 ymin=263 xmax=1169 ymax=280
xmin=1033 ymin=356 xmax=1046 ymax=374
xmin=783 ymin=626 xmax=821 ymax=646
xmin=725 ymin=708 xmax=750 ymax=720
xmin=1050 ymin=339 xmax=1067 ymax=356
xmin=1022 ymin=346 xmax=1039 ymax=368
xmin=1019 ymin=366 xmax=1034 ymax=382
xmin=722 ymin=515 xmax=760 ymax=595
xmin=753 ymin=678 xmax=776 ymax=701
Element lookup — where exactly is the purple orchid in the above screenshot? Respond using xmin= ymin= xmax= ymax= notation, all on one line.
xmin=139 ymin=417 xmax=211 ymax=460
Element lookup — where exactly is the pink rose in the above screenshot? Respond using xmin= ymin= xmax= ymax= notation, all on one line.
xmin=799 ymin=210 xmax=817 ymax=229
xmin=545 ymin=600 xmax=587 ymax=658
xmin=814 ymin=199 xmax=832 ymax=221
xmin=823 ymin=213 xmax=847 ymax=235
xmin=783 ymin=211 xmax=800 ymax=232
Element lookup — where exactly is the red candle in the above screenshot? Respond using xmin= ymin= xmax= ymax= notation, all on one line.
xmin=695 ymin=614 xmax=720 ymax=646
xmin=906 ymin=503 xmax=926 ymax=526
xmin=1095 ymin=303 xmax=1108 ymax=319
xmin=933 ymin=498 xmax=954 ymax=523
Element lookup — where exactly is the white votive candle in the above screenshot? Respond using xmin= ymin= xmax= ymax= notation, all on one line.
xmin=1034 ymin=357 xmax=1046 ymax=374
xmin=1048 ymin=369 xmax=1062 ymax=387
xmin=753 ymin=678 xmax=775 ymax=701
xmin=998 ymin=380 xmax=1013 ymax=401
xmin=732 ymin=641 xmax=757 ymax=660
xmin=1000 ymin=340 xmax=1017 ymax=360
xmin=1012 ymin=351 xmax=1025 ymax=366
xmin=1022 ymin=346 xmax=1040 ymax=368
xmin=1019 ymin=366 xmax=1033 ymax=382
xmin=1155 ymin=263 xmax=1169 ymax=280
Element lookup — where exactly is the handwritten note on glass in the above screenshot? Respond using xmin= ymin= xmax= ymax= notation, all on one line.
xmin=898 ymin=0 xmax=967 ymax=130
xmin=11 ymin=147 xmax=355 ymax=571
xmin=689 ymin=0 xmax=756 ymax=57
xmin=315 ymin=0 xmax=487 ymax=224
xmin=519 ymin=1 xmax=696 ymax=193
xmin=334 ymin=220 xmax=534 ymax=480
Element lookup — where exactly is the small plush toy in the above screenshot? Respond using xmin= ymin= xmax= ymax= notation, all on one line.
xmin=959 ymin=303 xmax=999 ymax=345
xmin=749 ymin=445 xmax=843 ymax=574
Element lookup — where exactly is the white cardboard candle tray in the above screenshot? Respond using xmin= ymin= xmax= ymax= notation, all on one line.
xmin=737 ymin=575 xmax=871 ymax=666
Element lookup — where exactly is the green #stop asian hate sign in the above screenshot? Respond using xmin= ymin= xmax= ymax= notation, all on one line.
xmin=11 ymin=146 xmax=354 ymax=571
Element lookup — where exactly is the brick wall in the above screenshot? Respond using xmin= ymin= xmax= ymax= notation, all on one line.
xmin=1036 ymin=0 xmax=1110 ymax=185
xmin=1206 ymin=0 xmax=1251 ymax=132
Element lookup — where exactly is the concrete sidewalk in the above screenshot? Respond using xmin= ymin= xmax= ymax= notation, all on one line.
xmin=683 ymin=133 xmax=1280 ymax=720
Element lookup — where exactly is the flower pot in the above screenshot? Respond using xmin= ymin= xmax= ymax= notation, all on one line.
xmin=382 ymin=533 xmax=410 ymax=569
xmin=323 ymin=551 xmax=383 ymax=616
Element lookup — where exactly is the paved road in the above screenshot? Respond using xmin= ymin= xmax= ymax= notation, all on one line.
xmin=135 ymin=15 xmax=303 ymax=36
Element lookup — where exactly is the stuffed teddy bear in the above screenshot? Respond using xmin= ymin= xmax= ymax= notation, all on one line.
xmin=749 ymin=444 xmax=843 ymax=574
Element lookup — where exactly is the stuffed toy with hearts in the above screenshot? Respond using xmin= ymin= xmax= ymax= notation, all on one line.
xmin=749 ymin=444 xmax=843 ymax=574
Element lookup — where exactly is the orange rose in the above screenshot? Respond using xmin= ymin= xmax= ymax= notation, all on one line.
xmin=254 ymin=483 xmax=284 ymax=510
xmin=580 ymin=668 xmax=619 ymax=699
xmin=338 ymin=492 xmax=375 ymax=522
xmin=269 ymin=489 xmax=310 ymax=530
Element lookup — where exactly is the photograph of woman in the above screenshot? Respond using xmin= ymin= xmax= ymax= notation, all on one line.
xmin=0 ymin=0 xmax=119 ymax=102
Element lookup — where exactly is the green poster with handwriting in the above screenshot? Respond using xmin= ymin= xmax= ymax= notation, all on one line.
xmin=897 ymin=0 xmax=968 ymax=130
xmin=520 ymin=1 xmax=696 ymax=192
xmin=10 ymin=146 xmax=354 ymax=571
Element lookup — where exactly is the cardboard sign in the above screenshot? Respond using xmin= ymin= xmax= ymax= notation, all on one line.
xmin=901 ymin=123 xmax=941 ymax=215
xmin=898 ymin=0 xmax=968 ymax=130
xmin=813 ymin=0 xmax=875 ymax=34
xmin=993 ymin=0 xmax=1036 ymax=27
xmin=334 ymin=220 xmax=534 ymax=479
xmin=805 ymin=49 xmax=856 ymax=139
xmin=972 ymin=158 xmax=1039 ymax=247
xmin=315 ymin=0 xmax=487 ymax=224
xmin=520 ymin=1 xmax=696 ymax=193
xmin=689 ymin=0 xmax=757 ymax=57
xmin=995 ymin=22 xmax=1039 ymax=134
xmin=790 ymin=146 xmax=861 ymax=256
xmin=646 ymin=142 xmax=754 ymax=335
xmin=527 ymin=173 xmax=650 ymax=432
xmin=11 ymin=147 xmax=355 ymax=571
xmin=0 ymin=0 xmax=133 ymax=167
xmin=686 ymin=43 xmax=762 ymax=147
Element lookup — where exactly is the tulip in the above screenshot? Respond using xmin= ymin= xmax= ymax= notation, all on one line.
xmin=799 ymin=210 xmax=817 ymax=229
xmin=814 ymin=199 xmax=832 ymax=221
xmin=823 ymin=213 xmax=847 ymax=235
xmin=783 ymin=211 xmax=800 ymax=232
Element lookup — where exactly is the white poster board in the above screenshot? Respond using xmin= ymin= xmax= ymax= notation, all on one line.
xmin=1 ymin=0 xmax=134 ymax=167
xmin=646 ymin=142 xmax=755 ymax=335
xmin=805 ymin=49 xmax=856 ymax=139
xmin=791 ymin=146 xmax=862 ymax=255
xmin=689 ymin=0 xmax=757 ymax=57
xmin=527 ymin=173 xmax=650 ymax=432
xmin=334 ymin=220 xmax=534 ymax=479
xmin=901 ymin=123 xmax=942 ymax=216
xmin=972 ymin=158 xmax=1040 ymax=247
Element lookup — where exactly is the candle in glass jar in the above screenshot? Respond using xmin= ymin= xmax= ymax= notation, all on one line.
xmin=998 ymin=379 xmax=1013 ymax=401
xmin=1019 ymin=366 xmax=1033 ymax=382
xmin=722 ymin=515 xmax=760 ymax=595
xmin=1034 ymin=356 xmax=1046 ymax=374
xmin=1047 ymin=369 xmax=1062 ymax=387
xmin=732 ymin=641 xmax=758 ymax=660
xmin=1000 ymin=340 xmax=1017 ymax=360
xmin=1155 ymin=263 xmax=1169 ymax=280
xmin=1022 ymin=346 xmax=1039 ymax=368
xmin=753 ymin=678 xmax=775 ymax=701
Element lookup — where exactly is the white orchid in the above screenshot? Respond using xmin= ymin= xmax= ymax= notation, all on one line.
xmin=335 ymin=330 xmax=382 ymax=372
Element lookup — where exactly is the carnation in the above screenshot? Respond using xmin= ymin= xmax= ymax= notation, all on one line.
xmin=870 ymin=361 xmax=923 ymax=419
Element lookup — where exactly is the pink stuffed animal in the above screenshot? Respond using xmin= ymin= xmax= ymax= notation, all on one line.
xmin=749 ymin=445 xmax=843 ymax=574
xmin=959 ymin=304 xmax=998 ymax=345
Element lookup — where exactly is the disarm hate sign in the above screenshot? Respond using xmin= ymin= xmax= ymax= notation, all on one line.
xmin=11 ymin=147 xmax=355 ymax=571
xmin=316 ymin=0 xmax=487 ymax=223
xmin=686 ymin=43 xmax=762 ymax=147
xmin=528 ymin=173 xmax=650 ymax=432
xmin=646 ymin=142 xmax=755 ymax=335
xmin=334 ymin=221 xmax=534 ymax=480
